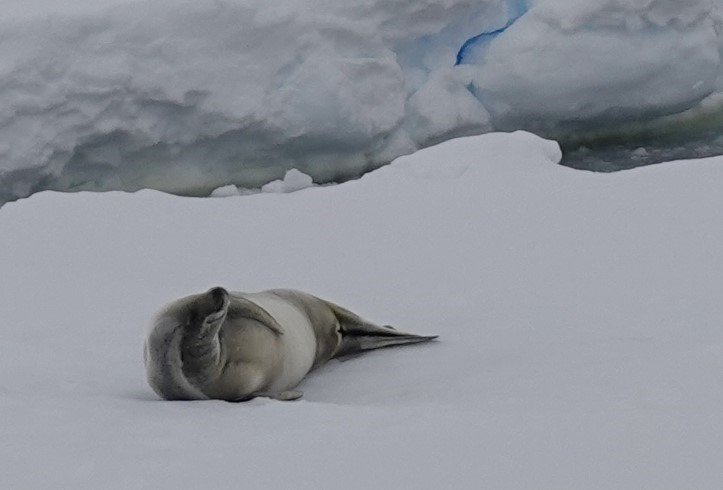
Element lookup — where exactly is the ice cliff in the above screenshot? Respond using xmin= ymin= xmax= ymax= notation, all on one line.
xmin=1 ymin=0 xmax=721 ymax=203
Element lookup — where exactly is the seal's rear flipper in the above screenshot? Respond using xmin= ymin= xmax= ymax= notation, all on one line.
xmin=323 ymin=299 xmax=437 ymax=356
xmin=336 ymin=322 xmax=438 ymax=357
xmin=344 ymin=329 xmax=437 ymax=354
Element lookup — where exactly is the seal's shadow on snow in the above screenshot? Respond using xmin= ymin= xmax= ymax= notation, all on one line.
xmin=124 ymin=390 xmax=163 ymax=401
xmin=295 ymin=341 xmax=443 ymax=406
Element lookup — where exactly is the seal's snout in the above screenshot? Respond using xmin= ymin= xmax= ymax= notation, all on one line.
xmin=208 ymin=287 xmax=229 ymax=310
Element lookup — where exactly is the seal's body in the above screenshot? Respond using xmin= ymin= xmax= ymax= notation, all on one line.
xmin=144 ymin=287 xmax=436 ymax=401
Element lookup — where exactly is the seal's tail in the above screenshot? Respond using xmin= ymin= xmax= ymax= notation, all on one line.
xmin=327 ymin=301 xmax=438 ymax=357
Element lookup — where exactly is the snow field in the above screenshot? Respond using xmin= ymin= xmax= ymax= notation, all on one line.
xmin=2 ymin=132 xmax=723 ymax=488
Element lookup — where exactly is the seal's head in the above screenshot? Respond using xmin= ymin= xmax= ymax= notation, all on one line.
xmin=144 ymin=286 xmax=231 ymax=400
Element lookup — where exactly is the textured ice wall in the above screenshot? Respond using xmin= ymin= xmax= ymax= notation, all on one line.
xmin=0 ymin=0 xmax=509 ymax=202
xmin=465 ymin=0 xmax=720 ymax=133
xmin=0 ymin=0 xmax=722 ymax=203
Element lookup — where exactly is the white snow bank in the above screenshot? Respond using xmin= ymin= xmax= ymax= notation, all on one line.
xmin=2 ymin=131 xmax=723 ymax=488
xmin=1 ymin=0 xmax=723 ymax=203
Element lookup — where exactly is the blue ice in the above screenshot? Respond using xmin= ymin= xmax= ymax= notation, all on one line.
xmin=455 ymin=0 xmax=528 ymax=65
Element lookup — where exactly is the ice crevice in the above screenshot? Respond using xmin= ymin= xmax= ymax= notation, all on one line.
xmin=455 ymin=0 xmax=529 ymax=65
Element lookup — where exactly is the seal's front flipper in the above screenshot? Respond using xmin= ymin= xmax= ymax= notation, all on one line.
xmin=225 ymin=295 xmax=285 ymax=336
xmin=255 ymin=390 xmax=303 ymax=401
xmin=272 ymin=390 xmax=303 ymax=401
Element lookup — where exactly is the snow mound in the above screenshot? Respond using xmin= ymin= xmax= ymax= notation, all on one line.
xmin=209 ymin=184 xmax=242 ymax=198
xmin=261 ymin=169 xmax=315 ymax=194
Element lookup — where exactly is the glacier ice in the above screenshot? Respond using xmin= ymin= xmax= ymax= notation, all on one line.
xmin=1 ymin=0 xmax=723 ymax=204
xmin=455 ymin=0 xmax=529 ymax=65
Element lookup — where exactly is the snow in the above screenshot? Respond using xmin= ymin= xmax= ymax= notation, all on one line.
xmin=209 ymin=184 xmax=242 ymax=198
xmin=2 ymin=131 xmax=723 ymax=488
xmin=261 ymin=169 xmax=314 ymax=194
xmin=2 ymin=0 xmax=723 ymax=203
xmin=209 ymin=169 xmax=314 ymax=196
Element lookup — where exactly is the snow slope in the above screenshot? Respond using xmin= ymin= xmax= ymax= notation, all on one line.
xmin=2 ymin=0 xmax=723 ymax=203
xmin=2 ymin=132 xmax=723 ymax=489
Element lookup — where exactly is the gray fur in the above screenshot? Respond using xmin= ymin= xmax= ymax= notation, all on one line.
xmin=144 ymin=287 xmax=437 ymax=401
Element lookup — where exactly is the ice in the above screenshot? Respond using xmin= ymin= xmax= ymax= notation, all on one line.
xmin=261 ymin=169 xmax=314 ymax=194
xmin=3 ymin=131 xmax=723 ymax=488
xmin=209 ymin=184 xmax=242 ymax=198
xmin=455 ymin=0 xmax=529 ymax=65
xmin=632 ymin=147 xmax=648 ymax=157
xmin=1 ymin=0 xmax=723 ymax=204
xmin=469 ymin=0 xmax=720 ymax=132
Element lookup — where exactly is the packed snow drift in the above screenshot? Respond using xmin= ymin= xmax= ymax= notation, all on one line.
xmin=2 ymin=132 xmax=723 ymax=489
xmin=2 ymin=0 xmax=723 ymax=204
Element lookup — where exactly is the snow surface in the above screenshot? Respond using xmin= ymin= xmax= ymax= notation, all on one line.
xmin=2 ymin=131 xmax=723 ymax=489
xmin=3 ymin=0 xmax=723 ymax=203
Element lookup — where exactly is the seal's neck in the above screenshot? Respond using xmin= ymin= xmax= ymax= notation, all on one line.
xmin=180 ymin=297 xmax=228 ymax=387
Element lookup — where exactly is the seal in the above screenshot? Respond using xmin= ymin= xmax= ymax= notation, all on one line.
xmin=144 ymin=287 xmax=437 ymax=401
